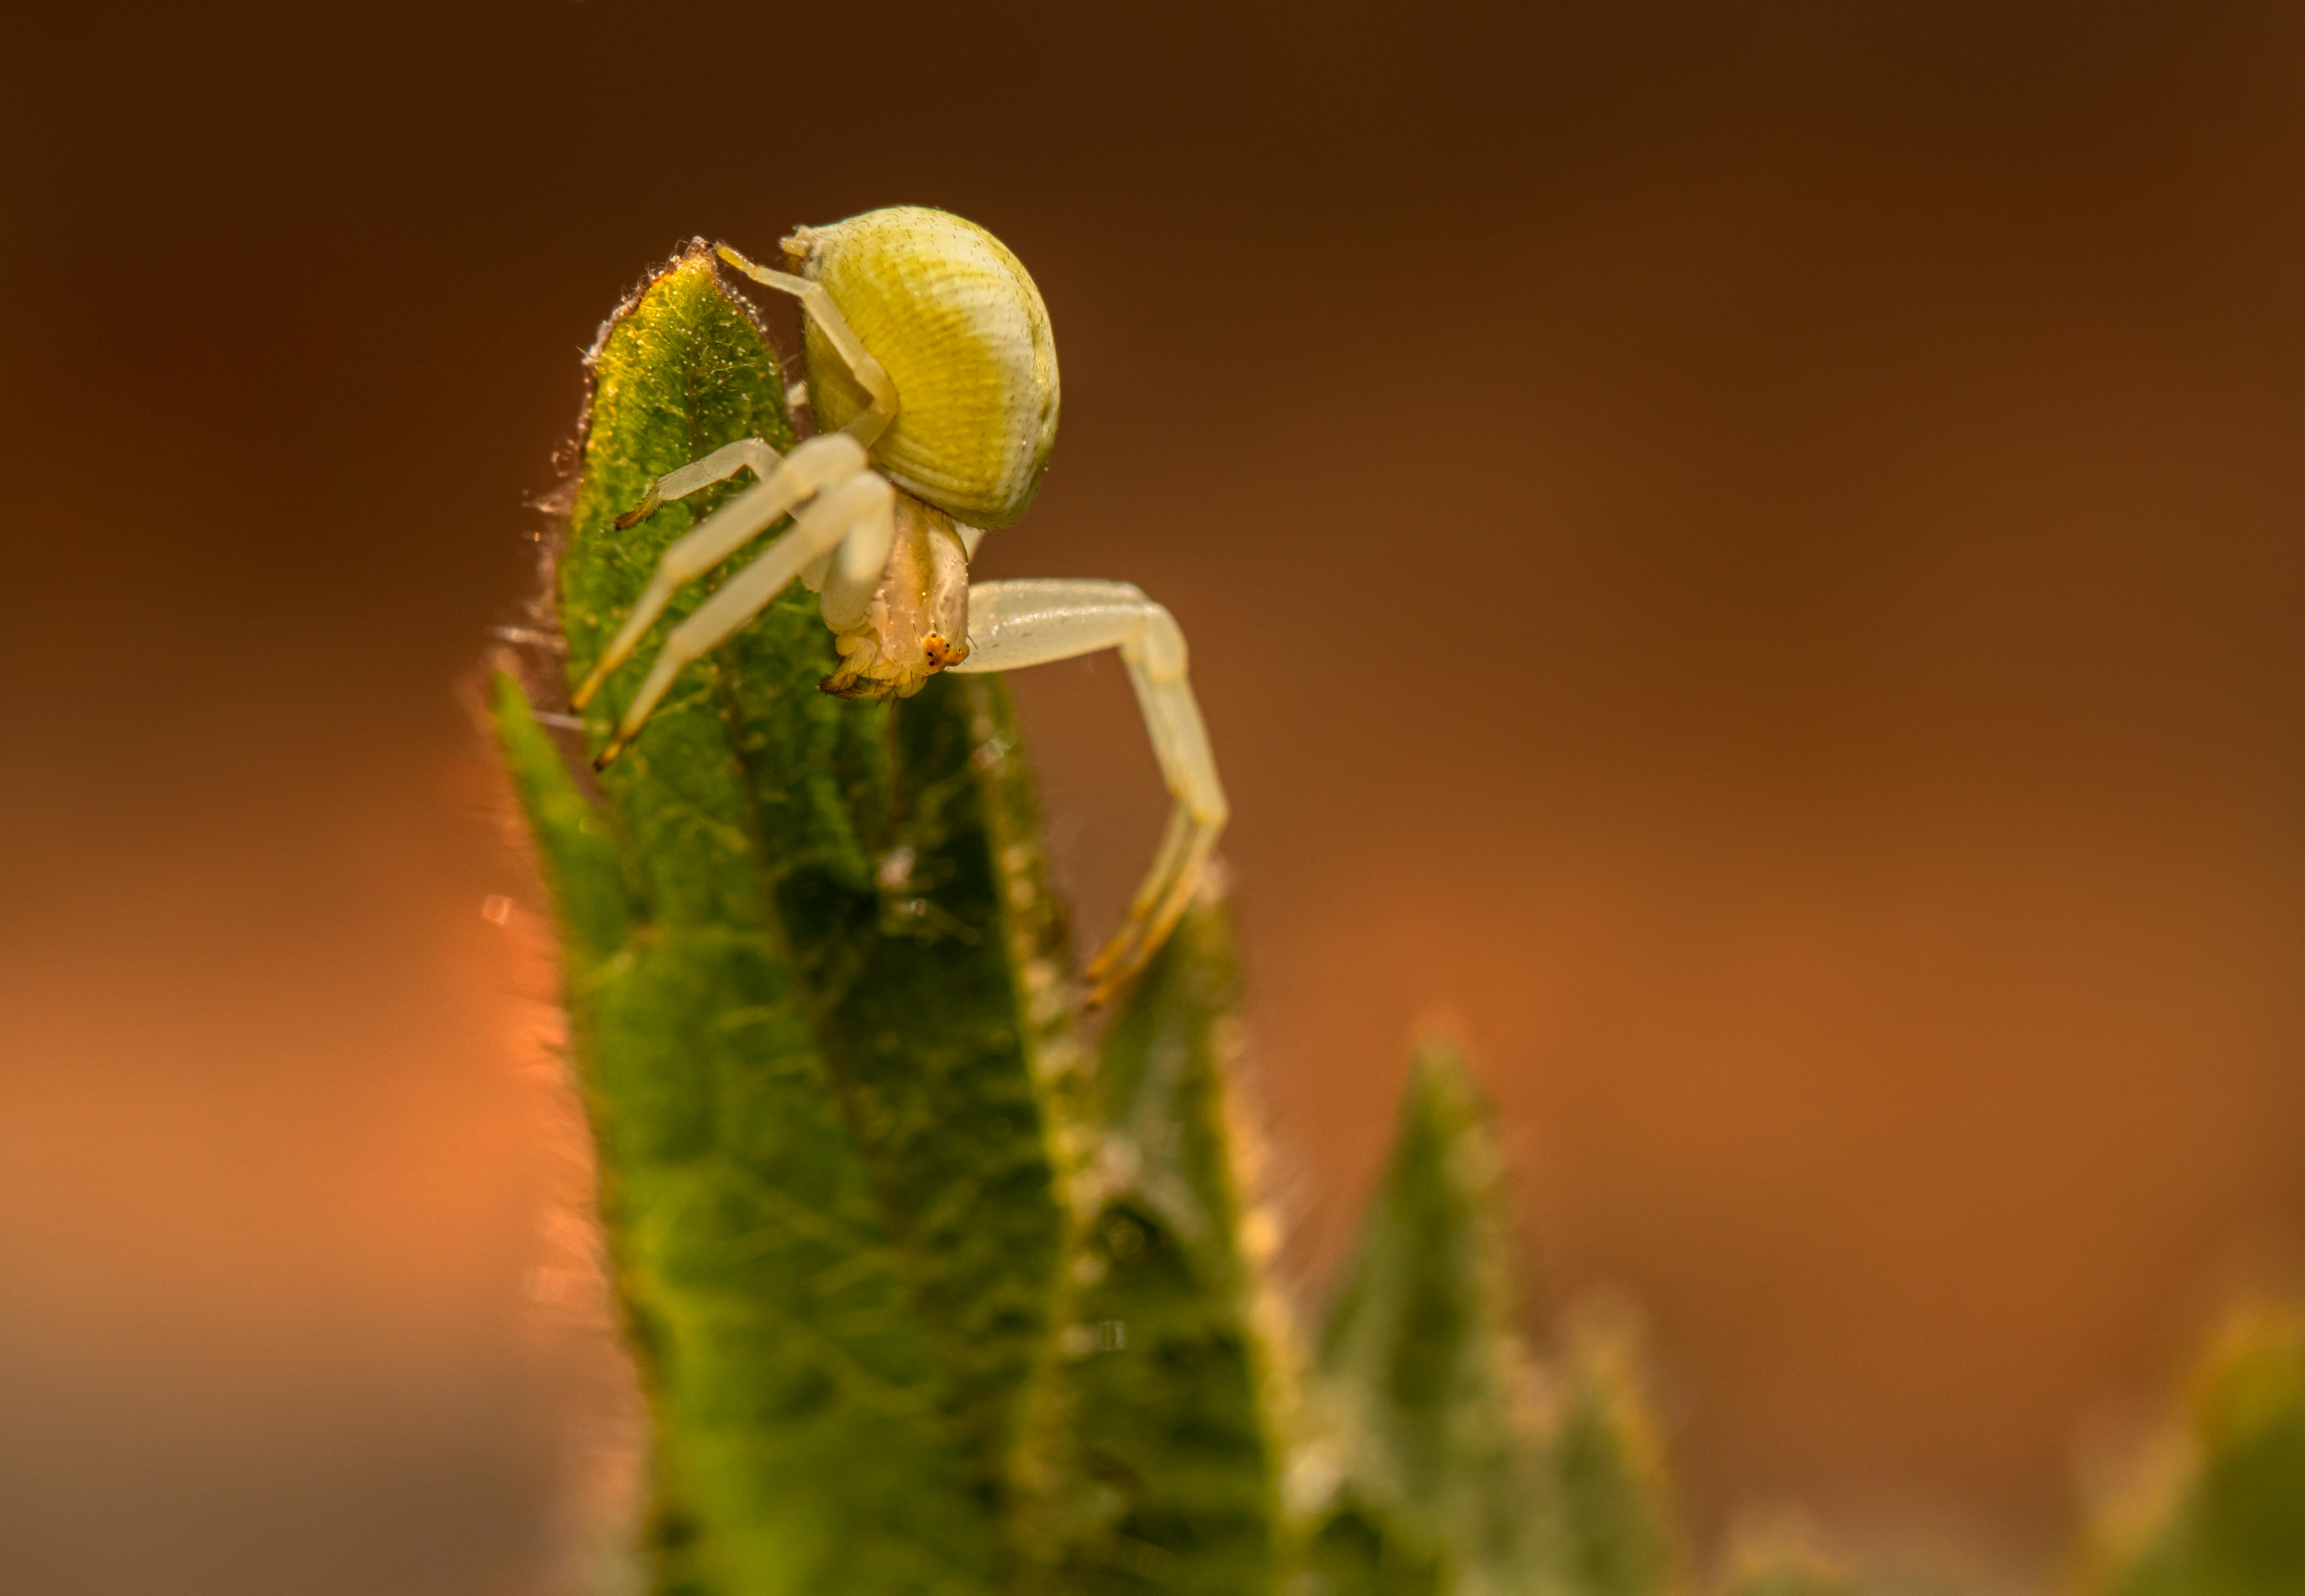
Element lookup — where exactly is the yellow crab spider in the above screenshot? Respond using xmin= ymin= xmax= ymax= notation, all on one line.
xmin=569 ymin=206 xmax=1228 ymax=999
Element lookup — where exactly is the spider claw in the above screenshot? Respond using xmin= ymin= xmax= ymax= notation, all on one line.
xmin=612 ymin=491 xmax=662 ymax=531
xmin=1084 ymin=820 xmax=1219 ymax=1002
xmin=1083 ymin=931 xmax=1134 ymax=984
xmin=1083 ymin=958 xmax=1131 ymax=1009
xmin=1083 ymin=921 xmax=1151 ymax=999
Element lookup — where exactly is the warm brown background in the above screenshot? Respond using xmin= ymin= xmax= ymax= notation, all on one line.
xmin=5 ymin=2 xmax=2304 ymax=1592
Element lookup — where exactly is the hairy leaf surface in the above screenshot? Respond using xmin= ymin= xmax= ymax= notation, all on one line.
xmin=497 ymin=247 xmax=1085 ymax=1596
xmin=1029 ymin=900 xmax=1290 ymax=1594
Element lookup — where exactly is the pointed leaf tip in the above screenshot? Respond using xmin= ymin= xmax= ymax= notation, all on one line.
xmin=1319 ymin=1041 xmax=1546 ymax=1592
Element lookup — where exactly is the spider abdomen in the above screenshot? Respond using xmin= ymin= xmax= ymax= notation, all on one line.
xmin=787 ymin=207 xmax=1059 ymax=530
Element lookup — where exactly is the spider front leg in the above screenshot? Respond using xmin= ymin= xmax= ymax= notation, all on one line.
xmin=717 ymin=244 xmax=900 ymax=448
xmin=947 ymin=580 xmax=1230 ymax=1001
xmin=572 ymin=432 xmax=871 ymax=715
xmin=585 ymin=452 xmax=895 ymax=768
xmin=611 ymin=436 xmax=786 ymax=530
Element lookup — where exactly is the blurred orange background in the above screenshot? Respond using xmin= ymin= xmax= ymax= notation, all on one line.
xmin=5 ymin=2 xmax=2304 ymax=1591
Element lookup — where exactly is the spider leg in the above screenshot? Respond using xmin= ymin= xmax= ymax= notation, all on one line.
xmin=947 ymin=579 xmax=1229 ymax=1001
xmin=717 ymin=245 xmax=900 ymax=448
xmin=572 ymin=433 xmax=869 ymax=712
xmin=594 ymin=470 xmax=896 ymax=768
xmin=612 ymin=436 xmax=785 ymax=530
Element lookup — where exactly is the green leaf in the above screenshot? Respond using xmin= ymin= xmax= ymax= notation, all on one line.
xmin=1317 ymin=1052 xmax=1679 ymax=1596
xmin=1024 ymin=895 xmax=1291 ymax=1594
xmin=494 ymin=672 xmax=634 ymax=968
xmin=1299 ymin=1499 xmax=1448 ymax=1596
xmin=1548 ymin=1302 xmax=1678 ymax=1596
xmin=1317 ymin=1044 xmax=1551 ymax=1595
xmin=2081 ymin=1305 xmax=2305 ymax=1596
xmin=498 ymin=245 xmax=1088 ymax=1596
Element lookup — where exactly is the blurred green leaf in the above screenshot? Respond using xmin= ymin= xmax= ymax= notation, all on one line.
xmin=2081 ymin=1305 xmax=2305 ymax=1596
xmin=1548 ymin=1301 xmax=1678 ymax=1596
xmin=1300 ymin=1498 xmax=1449 ymax=1596
xmin=1316 ymin=1044 xmax=1552 ymax=1595
xmin=1317 ymin=1050 xmax=1680 ymax=1596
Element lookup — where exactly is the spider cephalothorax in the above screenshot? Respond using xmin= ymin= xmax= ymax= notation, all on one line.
xmin=817 ymin=492 xmax=970 ymax=701
xmin=571 ymin=206 xmax=1224 ymax=996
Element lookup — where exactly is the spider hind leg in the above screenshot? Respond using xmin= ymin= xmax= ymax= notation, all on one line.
xmin=946 ymin=579 xmax=1229 ymax=1000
